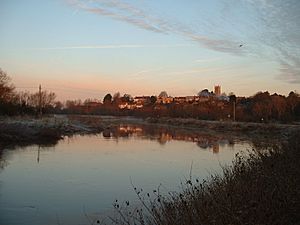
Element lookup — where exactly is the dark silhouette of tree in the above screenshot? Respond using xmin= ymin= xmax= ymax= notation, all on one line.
xmin=54 ymin=101 xmax=63 ymax=111
xmin=103 ymin=93 xmax=112 ymax=105
xmin=0 ymin=68 xmax=15 ymax=102
xmin=121 ymin=94 xmax=133 ymax=103
xmin=112 ymin=92 xmax=121 ymax=106
xmin=150 ymin=95 xmax=157 ymax=105
xmin=271 ymin=93 xmax=287 ymax=120
xmin=25 ymin=91 xmax=56 ymax=110
xmin=229 ymin=94 xmax=236 ymax=103
xmin=252 ymin=92 xmax=272 ymax=121
xmin=287 ymin=91 xmax=299 ymax=115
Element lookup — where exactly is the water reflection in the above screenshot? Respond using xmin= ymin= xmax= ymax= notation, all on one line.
xmin=0 ymin=123 xmax=278 ymax=173
xmin=102 ymin=124 xmax=236 ymax=153
xmin=0 ymin=143 xmax=56 ymax=171
xmin=0 ymin=124 xmax=236 ymax=171
xmin=0 ymin=123 xmax=268 ymax=225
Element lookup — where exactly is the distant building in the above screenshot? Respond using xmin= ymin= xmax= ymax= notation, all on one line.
xmin=156 ymin=96 xmax=173 ymax=104
xmin=214 ymin=85 xmax=221 ymax=96
xmin=217 ymin=94 xmax=229 ymax=101
xmin=134 ymin=96 xmax=150 ymax=105
xmin=173 ymin=97 xmax=186 ymax=104
xmin=199 ymin=89 xmax=213 ymax=97
xmin=185 ymin=96 xmax=199 ymax=102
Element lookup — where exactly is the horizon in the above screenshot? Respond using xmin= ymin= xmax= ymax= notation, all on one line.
xmin=1 ymin=0 xmax=299 ymax=101
xmin=7 ymin=82 xmax=300 ymax=103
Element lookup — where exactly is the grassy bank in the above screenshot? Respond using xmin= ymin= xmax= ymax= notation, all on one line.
xmin=0 ymin=115 xmax=145 ymax=149
xmin=109 ymin=132 xmax=300 ymax=225
xmin=0 ymin=115 xmax=105 ymax=148
xmin=146 ymin=117 xmax=300 ymax=136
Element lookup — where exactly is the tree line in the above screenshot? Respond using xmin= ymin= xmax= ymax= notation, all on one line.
xmin=1 ymin=68 xmax=300 ymax=122
xmin=0 ymin=69 xmax=56 ymax=115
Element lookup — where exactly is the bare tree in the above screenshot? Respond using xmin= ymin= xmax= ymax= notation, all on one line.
xmin=0 ymin=68 xmax=15 ymax=102
xmin=28 ymin=91 xmax=56 ymax=109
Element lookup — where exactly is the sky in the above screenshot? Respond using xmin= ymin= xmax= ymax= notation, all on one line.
xmin=0 ymin=0 xmax=299 ymax=101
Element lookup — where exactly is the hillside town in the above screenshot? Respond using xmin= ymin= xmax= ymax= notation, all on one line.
xmin=84 ymin=85 xmax=229 ymax=110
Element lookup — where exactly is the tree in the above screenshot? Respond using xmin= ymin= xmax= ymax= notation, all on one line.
xmin=287 ymin=91 xmax=299 ymax=114
xmin=150 ymin=95 xmax=157 ymax=105
xmin=54 ymin=101 xmax=63 ymax=111
xmin=229 ymin=94 xmax=237 ymax=103
xmin=121 ymin=94 xmax=133 ymax=103
xmin=103 ymin=93 xmax=112 ymax=105
xmin=271 ymin=94 xmax=287 ymax=120
xmin=158 ymin=91 xmax=168 ymax=98
xmin=0 ymin=68 xmax=15 ymax=102
xmin=251 ymin=92 xmax=272 ymax=121
xmin=28 ymin=90 xmax=56 ymax=109
xmin=112 ymin=92 xmax=121 ymax=106
xmin=113 ymin=92 xmax=121 ymax=101
xmin=14 ymin=91 xmax=31 ymax=106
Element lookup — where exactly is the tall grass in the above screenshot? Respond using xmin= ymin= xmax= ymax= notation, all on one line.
xmin=106 ymin=132 xmax=300 ymax=225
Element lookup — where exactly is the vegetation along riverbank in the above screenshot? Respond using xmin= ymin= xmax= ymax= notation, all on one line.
xmin=1 ymin=115 xmax=299 ymax=149
xmin=107 ymin=131 xmax=300 ymax=225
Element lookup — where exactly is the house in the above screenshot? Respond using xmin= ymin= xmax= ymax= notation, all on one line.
xmin=173 ymin=97 xmax=186 ymax=104
xmin=156 ymin=96 xmax=173 ymax=104
xmin=134 ymin=96 xmax=151 ymax=105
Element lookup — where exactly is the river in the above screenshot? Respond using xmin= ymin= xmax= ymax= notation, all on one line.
xmin=0 ymin=124 xmax=253 ymax=225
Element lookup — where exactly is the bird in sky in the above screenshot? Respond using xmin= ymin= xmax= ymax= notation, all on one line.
xmin=239 ymin=44 xmax=243 ymax=47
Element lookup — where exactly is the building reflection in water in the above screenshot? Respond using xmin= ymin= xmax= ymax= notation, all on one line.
xmin=102 ymin=124 xmax=235 ymax=154
xmin=213 ymin=144 xmax=219 ymax=154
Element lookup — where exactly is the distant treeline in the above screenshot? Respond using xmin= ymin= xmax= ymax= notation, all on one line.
xmin=1 ymin=68 xmax=300 ymax=122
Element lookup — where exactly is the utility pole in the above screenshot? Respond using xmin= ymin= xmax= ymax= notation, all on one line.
xmin=233 ymin=101 xmax=236 ymax=122
xmin=37 ymin=146 xmax=40 ymax=163
xmin=229 ymin=94 xmax=236 ymax=122
xmin=39 ymin=84 xmax=42 ymax=116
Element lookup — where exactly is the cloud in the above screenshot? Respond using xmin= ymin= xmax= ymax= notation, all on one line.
xmin=67 ymin=0 xmax=168 ymax=33
xmin=241 ymin=0 xmax=300 ymax=83
xmin=66 ymin=0 xmax=300 ymax=83
xmin=278 ymin=56 xmax=300 ymax=84
xmin=33 ymin=44 xmax=190 ymax=50
xmin=66 ymin=0 xmax=244 ymax=56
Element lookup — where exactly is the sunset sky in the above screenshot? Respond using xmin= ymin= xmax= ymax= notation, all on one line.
xmin=0 ymin=0 xmax=299 ymax=101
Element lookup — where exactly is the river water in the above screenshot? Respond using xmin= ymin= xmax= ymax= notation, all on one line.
xmin=0 ymin=124 xmax=253 ymax=225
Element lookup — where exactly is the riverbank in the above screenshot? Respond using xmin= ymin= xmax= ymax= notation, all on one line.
xmin=146 ymin=117 xmax=300 ymax=137
xmin=0 ymin=115 xmax=103 ymax=148
xmin=111 ymin=131 xmax=300 ymax=225
xmin=1 ymin=115 xmax=299 ymax=149
xmin=0 ymin=115 xmax=138 ymax=148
